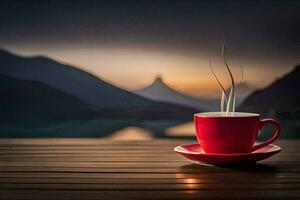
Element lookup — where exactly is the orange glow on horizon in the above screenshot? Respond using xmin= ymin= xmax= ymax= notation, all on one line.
xmin=5 ymin=46 xmax=295 ymax=98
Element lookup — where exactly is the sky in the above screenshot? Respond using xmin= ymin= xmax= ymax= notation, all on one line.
xmin=0 ymin=0 xmax=299 ymax=98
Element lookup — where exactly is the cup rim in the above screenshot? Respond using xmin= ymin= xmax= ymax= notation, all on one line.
xmin=194 ymin=112 xmax=260 ymax=118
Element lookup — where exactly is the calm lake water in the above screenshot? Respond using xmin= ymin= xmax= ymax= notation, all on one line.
xmin=1 ymin=118 xmax=299 ymax=139
xmin=106 ymin=119 xmax=300 ymax=140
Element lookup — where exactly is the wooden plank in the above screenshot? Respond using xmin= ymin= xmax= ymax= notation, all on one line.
xmin=0 ymin=176 xmax=300 ymax=184
xmin=1 ymin=182 xmax=300 ymax=190
xmin=0 ymin=154 xmax=183 ymax=158
xmin=0 ymin=145 xmax=296 ymax=150
xmin=0 ymin=190 xmax=299 ymax=200
xmin=0 ymin=139 xmax=291 ymax=148
xmin=0 ymin=150 xmax=179 ymax=154
xmin=1 ymin=160 xmax=298 ymax=166
xmin=0 ymin=157 xmax=296 ymax=162
xmin=1 ymin=172 xmax=299 ymax=179
xmin=0 ymin=145 xmax=163 ymax=148
xmin=0 ymin=139 xmax=191 ymax=146
xmin=1 ymin=166 xmax=300 ymax=173
xmin=0 ymin=154 xmax=295 ymax=160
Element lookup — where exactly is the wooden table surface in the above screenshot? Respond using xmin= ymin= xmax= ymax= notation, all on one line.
xmin=0 ymin=139 xmax=299 ymax=200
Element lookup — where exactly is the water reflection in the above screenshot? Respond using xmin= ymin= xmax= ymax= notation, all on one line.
xmin=107 ymin=126 xmax=153 ymax=140
xmin=0 ymin=118 xmax=299 ymax=138
xmin=166 ymin=122 xmax=194 ymax=137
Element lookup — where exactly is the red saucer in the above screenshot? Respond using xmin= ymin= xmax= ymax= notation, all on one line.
xmin=174 ymin=143 xmax=281 ymax=165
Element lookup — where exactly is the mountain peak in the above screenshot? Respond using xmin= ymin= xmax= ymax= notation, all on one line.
xmin=147 ymin=74 xmax=170 ymax=90
xmin=135 ymin=75 xmax=219 ymax=111
xmin=153 ymin=74 xmax=163 ymax=84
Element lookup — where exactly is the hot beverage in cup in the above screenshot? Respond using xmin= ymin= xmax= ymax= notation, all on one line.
xmin=194 ymin=112 xmax=281 ymax=154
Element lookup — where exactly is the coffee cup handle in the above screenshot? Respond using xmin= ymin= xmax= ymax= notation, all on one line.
xmin=251 ymin=119 xmax=281 ymax=152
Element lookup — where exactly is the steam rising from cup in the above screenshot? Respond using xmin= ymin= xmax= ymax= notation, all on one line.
xmin=209 ymin=43 xmax=244 ymax=115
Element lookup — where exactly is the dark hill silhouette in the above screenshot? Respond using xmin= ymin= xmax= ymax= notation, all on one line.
xmin=0 ymin=74 xmax=102 ymax=124
xmin=239 ymin=64 xmax=300 ymax=118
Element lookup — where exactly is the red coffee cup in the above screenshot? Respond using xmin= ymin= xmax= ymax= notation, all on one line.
xmin=194 ymin=112 xmax=281 ymax=154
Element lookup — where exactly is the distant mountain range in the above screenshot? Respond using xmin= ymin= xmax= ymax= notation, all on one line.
xmin=134 ymin=76 xmax=253 ymax=111
xmin=0 ymin=49 xmax=196 ymax=123
xmin=0 ymin=49 xmax=150 ymax=108
xmin=239 ymin=64 xmax=300 ymax=118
